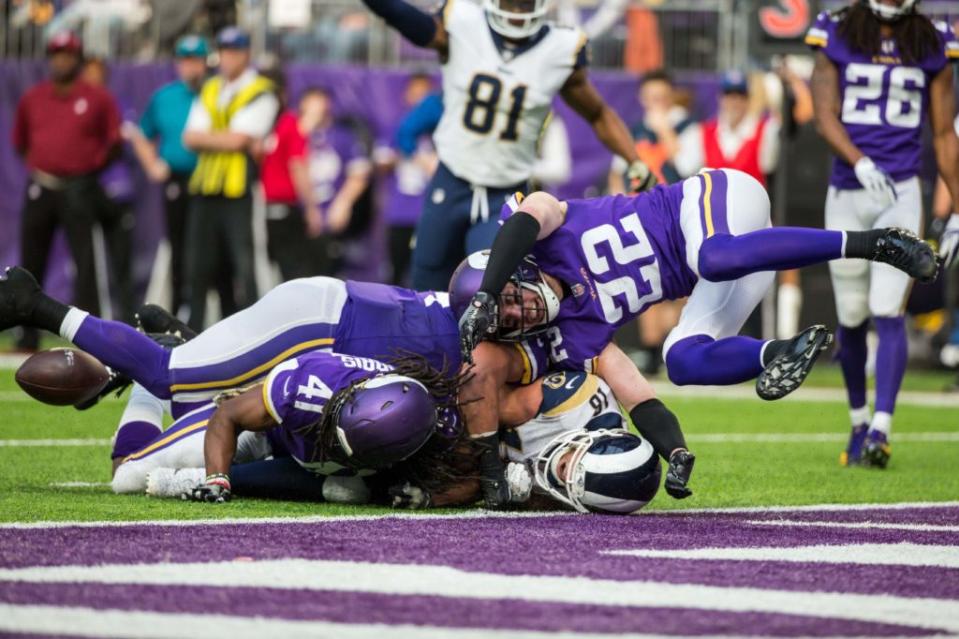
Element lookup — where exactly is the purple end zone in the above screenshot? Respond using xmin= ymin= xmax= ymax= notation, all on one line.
xmin=0 ymin=505 xmax=956 ymax=636
xmin=0 ymin=583 xmax=936 ymax=637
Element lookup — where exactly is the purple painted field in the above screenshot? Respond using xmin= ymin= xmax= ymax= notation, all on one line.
xmin=1 ymin=504 xmax=957 ymax=638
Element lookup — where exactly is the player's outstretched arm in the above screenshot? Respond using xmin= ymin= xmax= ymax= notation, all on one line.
xmin=560 ymin=69 xmax=656 ymax=192
xmin=191 ymin=386 xmax=277 ymax=503
xmin=360 ymin=0 xmax=448 ymax=53
xmin=595 ymin=342 xmax=694 ymax=499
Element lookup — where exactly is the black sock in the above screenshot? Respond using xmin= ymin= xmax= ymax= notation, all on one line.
xmin=30 ymin=295 xmax=70 ymax=334
xmin=761 ymin=339 xmax=792 ymax=366
xmin=844 ymin=230 xmax=885 ymax=259
xmin=479 ymin=212 xmax=541 ymax=295
xmin=629 ymin=399 xmax=686 ymax=461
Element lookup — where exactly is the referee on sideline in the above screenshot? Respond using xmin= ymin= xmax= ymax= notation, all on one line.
xmin=182 ymin=27 xmax=278 ymax=329
xmin=12 ymin=31 xmax=121 ymax=350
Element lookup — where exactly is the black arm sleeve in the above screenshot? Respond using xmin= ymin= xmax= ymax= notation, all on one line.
xmin=361 ymin=0 xmax=437 ymax=47
xmin=628 ymin=398 xmax=687 ymax=461
xmin=479 ymin=212 xmax=541 ymax=296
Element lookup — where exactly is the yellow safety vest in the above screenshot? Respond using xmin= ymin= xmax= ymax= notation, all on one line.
xmin=188 ymin=74 xmax=273 ymax=198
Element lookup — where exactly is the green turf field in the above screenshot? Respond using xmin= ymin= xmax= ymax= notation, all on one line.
xmin=2 ymin=367 xmax=957 ymax=523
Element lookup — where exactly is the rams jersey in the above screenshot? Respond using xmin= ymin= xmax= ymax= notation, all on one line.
xmin=433 ymin=0 xmax=588 ymax=187
xmin=501 ymin=371 xmax=625 ymax=463
xmin=806 ymin=10 xmax=959 ymax=189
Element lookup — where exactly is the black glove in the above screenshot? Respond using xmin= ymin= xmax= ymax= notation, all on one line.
xmin=389 ymin=482 xmax=432 ymax=509
xmin=664 ymin=449 xmax=695 ymax=499
xmin=184 ymin=473 xmax=232 ymax=503
xmin=475 ymin=432 xmax=511 ymax=509
xmin=458 ymin=291 xmax=498 ymax=364
xmin=627 ymin=160 xmax=658 ymax=193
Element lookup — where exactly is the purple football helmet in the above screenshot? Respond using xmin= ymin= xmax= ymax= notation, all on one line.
xmin=534 ymin=429 xmax=661 ymax=514
xmin=449 ymin=250 xmax=560 ymax=341
xmin=334 ymin=375 xmax=438 ymax=469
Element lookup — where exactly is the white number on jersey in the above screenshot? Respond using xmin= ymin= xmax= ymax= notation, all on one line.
xmin=462 ymin=73 xmax=527 ymax=140
xmin=580 ymin=212 xmax=664 ymax=324
xmin=295 ymin=374 xmax=333 ymax=413
xmin=841 ymin=63 xmax=924 ymax=129
xmin=546 ymin=326 xmax=568 ymax=363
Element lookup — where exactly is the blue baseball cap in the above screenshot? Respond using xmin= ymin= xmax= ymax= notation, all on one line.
xmin=720 ymin=70 xmax=749 ymax=95
xmin=174 ymin=34 xmax=208 ymax=58
xmin=216 ymin=27 xmax=251 ymax=50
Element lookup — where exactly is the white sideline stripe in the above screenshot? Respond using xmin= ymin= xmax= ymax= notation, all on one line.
xmin=0 ymin=438 xmax=112 ymax=447
xmin=2 ymin=500 xmax=958 ymax=529
xmin=747 ymin=519 xmax=959 ymax=533
xmin=0 ymin=391 xmax=122 ymax=402
xmin=603 ymin=542 xmax=959 ymax=568
xmin=688 ymin=432 xmax=959 ymax=443
xmin=0 ymin=604 xmax=673 ymax=639
xmin=650 ymin=381 xmax=959 ymax=407
xmin=49 ymin=481 xmax=111 ymax=488
xmin=0 ymin=354 xmax=29 ymax=369
xmin=2 ymin=559 xmax=958 ymax=634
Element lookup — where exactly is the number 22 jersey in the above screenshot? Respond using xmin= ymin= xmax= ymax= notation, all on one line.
xmin=502 ymin=184 xmax=696 ymax=378
xmin=805 ymin=10 xmax=959 ymax=189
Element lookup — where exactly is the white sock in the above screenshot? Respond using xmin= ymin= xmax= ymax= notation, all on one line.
xmin=870 ymin=411 xmax=892 ymax=435
xmin=58 ymin=307 xmax=89 ymax=341
xmin=849 ymin=406 xmax=871 ymax=428
xmin=776 ymin=284 xmax=802 ymax=340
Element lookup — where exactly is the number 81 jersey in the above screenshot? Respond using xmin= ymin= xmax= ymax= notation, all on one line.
xmin=805 ymin=10 xmax=959 ymax=189
xmin=433 ymin=0 xmax=588 ymax=188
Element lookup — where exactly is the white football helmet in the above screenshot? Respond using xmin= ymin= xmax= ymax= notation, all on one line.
xmin=865 ymin=0 xmax=919 ymax=21
xmin=485 ymin=0 xmax=551 ymax=40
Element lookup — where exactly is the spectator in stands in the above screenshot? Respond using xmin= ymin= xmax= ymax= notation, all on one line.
xmin=374 ymin=73 xmax=438 ymax=286
xmin=127 ymin=34 xmax=209 ymax=317
xmin=675 ymin=70 xmax=781 ymax=184
xmin=259 ymin=76 xmax=322 ymax=283
xmin=181 ymin=27 xmax=278 ymax=330
xmin=11 ymin=30 xmax=121 ymax=350
xmin=300 ymin=87 xmax=373 ymax=279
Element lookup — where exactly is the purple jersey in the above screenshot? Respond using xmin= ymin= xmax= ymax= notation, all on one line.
xmin=501 ymin=184 xmax=695 ymax=376
xmin=806 ymin=10 xmax=959 ymax=189
xmin=308 ymin=123 xmax=371 ymax=210
xmin=263 ymin=350 xmax=392 ymax=471
xmin=336 ymin=281 xmax=460 ymax=373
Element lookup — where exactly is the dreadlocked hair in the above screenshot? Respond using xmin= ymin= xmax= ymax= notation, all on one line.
xmin=836 ymin=2 xmax=941 ymax=65
xmin=294 ymin=351 xmax=480 ymax=490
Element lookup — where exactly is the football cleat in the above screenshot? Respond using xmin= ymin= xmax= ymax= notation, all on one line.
xmin=861 ymin=430 xmax=891 ymax=469
xmin=839 ymin=424 xmax=869 ymax=467
xmin=0 ymin=266 xmax=42 ymax=332
xmin=872 ymin=229 xmax=939 ymax=284
xmin=136 ymin=303 xmax=197 ymax=341
xmin=74 ymin=366 xmax=132 ymax=411
xmin=756 ymin=325 xmax=833 ymax=401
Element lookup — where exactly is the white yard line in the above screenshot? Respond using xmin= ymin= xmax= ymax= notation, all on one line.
xmin=651 ymin=381 xmax=959 ymax=407
xmin=2 ymin=559 xmax=958 ymax=634
xmin=688 ymin=432 xmax=959 ymax=443
xmin=603 ymin=542 xmax=959 ymax=568
xmin=0 ymin=438 xmax=112 ymax=447
xmin=48 ymin=482 xmax=111 ymax=489
xmin=746 ymin=519 xmax=959 ymax=533
xmin=1 ymin=501 xmax=957 ymax=530
xmin=0 ymin=605 xmax=675 ymax=639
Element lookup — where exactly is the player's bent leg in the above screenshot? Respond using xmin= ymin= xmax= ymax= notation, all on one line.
xmin=411 ymin=165 xmax=473 ymax=291
xmin=166 ymin=277 xmax=345 ymax=415
xmin=111 ymin=403 xmax=215 ymax=494
xmin=111 ymin=384 xmax=165 ymax=473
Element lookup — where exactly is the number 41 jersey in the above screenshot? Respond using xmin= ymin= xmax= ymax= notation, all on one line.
xmin=433 ymin=0 xmax=587 ymax=188
xmin=805 ymin=10 xmax=959 ymax=189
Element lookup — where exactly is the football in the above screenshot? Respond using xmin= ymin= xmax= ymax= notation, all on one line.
xmin=14 ymin=348 xmax=110 ymax=406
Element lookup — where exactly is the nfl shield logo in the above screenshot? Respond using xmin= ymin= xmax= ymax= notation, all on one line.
xmin=572 ymin=283 xmax=586 ymax=297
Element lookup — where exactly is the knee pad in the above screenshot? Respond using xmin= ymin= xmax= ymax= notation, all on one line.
xmin=697 ymin=234 xmax=735 ymax=282
xmin=664 ymin=335 xmax=713 ymax=386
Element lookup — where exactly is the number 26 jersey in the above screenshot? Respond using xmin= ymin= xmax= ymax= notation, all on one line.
xmin=805 ymin=10 xmax=959 ymax=189
xmin=433 ymin=0 xmax=587 ymax=188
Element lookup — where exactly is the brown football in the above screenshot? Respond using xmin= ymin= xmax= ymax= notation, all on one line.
xmin=15 ymin=348 xmax=110 ymax=406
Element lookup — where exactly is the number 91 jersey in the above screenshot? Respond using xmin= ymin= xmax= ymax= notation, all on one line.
xmin=805 ymin=10 xmax=959 ymax=189
xmin=433 ymin=0 xmax=588 ymax=188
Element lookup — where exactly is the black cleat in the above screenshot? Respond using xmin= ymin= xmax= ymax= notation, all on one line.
xmin=74 ymin=366 xmax=132 ymax=411
xmin=756 ymin=325 xmax=833 ymax=401
xmin=860 ymin=430 xmax=891 ymax=469
xmin=872 ymin=229 xmax=939 ymax=283
xmin=0 ymin=267 xmax=42 ymax=332
xmin=136 ymin=304 xmax=197 ymax=341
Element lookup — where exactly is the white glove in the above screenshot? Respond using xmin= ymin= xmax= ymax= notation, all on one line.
xmin=939 ymin=213 xmax=959 ymax=270
xmin=505 ymin=462 xmax=533 ymax=503
xmin=145 ymin=467 xmax=206 ymax=498
xmin=854 ymin=157 xmax=897 ymax=209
